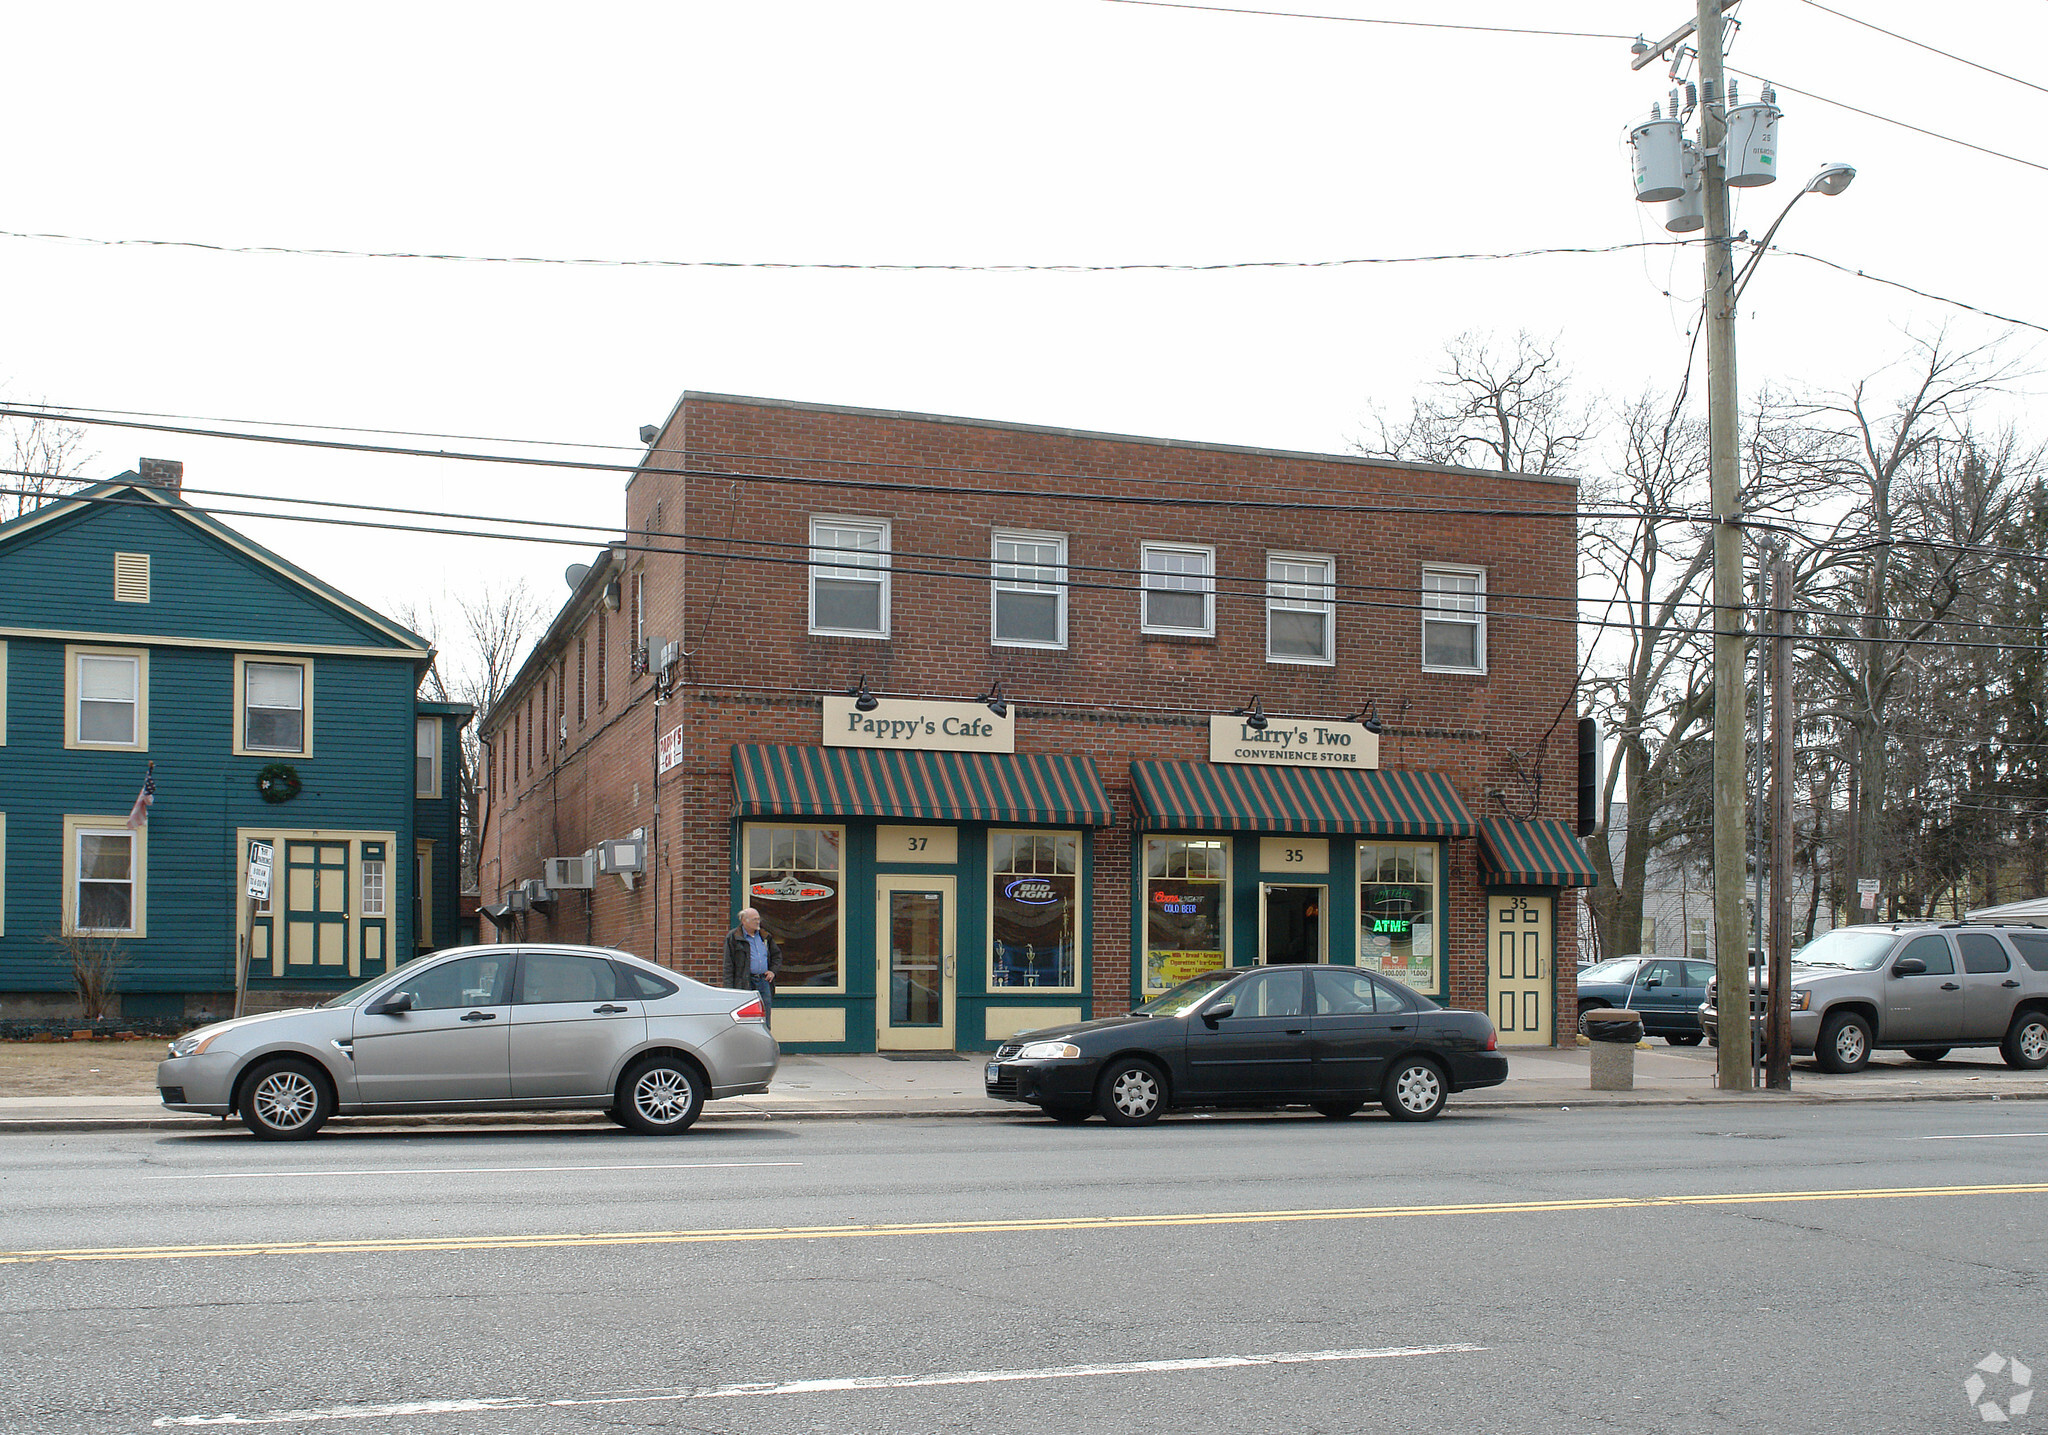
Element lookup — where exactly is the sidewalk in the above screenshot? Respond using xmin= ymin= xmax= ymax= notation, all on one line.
xmin=3 ymin=1040 xmax=2046 ymax=1132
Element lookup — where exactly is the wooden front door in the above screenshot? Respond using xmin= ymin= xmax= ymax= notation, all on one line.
xmin=1488 ymin=893 xmax=1554 ymax=1046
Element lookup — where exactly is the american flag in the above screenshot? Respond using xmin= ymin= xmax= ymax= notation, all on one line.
xmin=127 ymin=762 xmax=155 ymax=830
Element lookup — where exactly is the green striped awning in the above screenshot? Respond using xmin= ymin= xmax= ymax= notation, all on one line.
xmin=732 ymin=745 xmax=1115 ymax=826
xmin=1477 ymin=817 xmax=1599 ymax=888
xmin=1129 ymin=761 xmax=1473 ymax=837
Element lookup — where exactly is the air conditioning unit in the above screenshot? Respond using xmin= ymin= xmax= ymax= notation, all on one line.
xmin=595 ymin=834 xmax=645 ymax=876
xmin=546 ymin=855 xmax=594 ymax=890
xmin=521 ymin=877 xmax=554 ymax=907
xmin=505 ymin=886 xmax=529 ymax=915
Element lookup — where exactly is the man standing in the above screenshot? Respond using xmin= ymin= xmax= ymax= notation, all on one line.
xmin=723 ymin=907 xmax=780 ymax=1027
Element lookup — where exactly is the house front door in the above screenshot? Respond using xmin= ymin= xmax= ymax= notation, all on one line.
xmin=1488 ymin=893 xmax=1555 ymax=1046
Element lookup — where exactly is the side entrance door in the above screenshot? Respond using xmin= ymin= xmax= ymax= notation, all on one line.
xmin=1488 ymin=893 xmax=1555 ymax=1046
xmin=877 ymin=875 xmax=956 ymax=1051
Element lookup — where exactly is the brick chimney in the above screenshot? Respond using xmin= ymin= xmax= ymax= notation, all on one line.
xmin=137 ymin=457 xmax=183 ymax=494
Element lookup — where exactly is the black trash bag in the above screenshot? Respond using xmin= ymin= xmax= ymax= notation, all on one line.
xmin=1582 ymin=1011 xmax=1645 ymax=1043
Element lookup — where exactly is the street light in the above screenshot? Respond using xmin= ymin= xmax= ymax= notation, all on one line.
xmin=1734 ymin=164 xmax=1857 ymax=300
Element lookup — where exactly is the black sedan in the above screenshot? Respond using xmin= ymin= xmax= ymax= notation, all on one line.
xmin=984 ymin=964 xmax=1507 ymax=1125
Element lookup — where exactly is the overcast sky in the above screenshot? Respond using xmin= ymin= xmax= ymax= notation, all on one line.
xmin=4 ymin=1 xmax=2040 ymax=654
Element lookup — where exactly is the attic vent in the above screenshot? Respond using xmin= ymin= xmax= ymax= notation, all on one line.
xmin=113 ymin=553 xmax=151 ymax=603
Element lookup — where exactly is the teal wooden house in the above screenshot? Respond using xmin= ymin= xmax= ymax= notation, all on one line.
xmin=0 ymin=462 xmax=470 ymax=1021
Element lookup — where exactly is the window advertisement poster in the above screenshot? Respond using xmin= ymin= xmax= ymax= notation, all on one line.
xmin=1144 ymin=837 xmax=1228 ymax=993
xmin=1359 ymin=842 xmax=1439 ymax=993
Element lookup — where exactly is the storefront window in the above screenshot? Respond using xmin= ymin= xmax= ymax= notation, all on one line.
xmin=1359 ymin=843 xmax=1438 ymax=993
xmin=990 ymin=830 xmax=1079 ymax=989
xmin=745 ymin=825 xmax=845 ymax=989
xmin=1143 ymin=837 xmax=1229 ymax=994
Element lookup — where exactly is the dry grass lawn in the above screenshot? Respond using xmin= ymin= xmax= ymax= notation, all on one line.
xmin=0 ymin=1040 xmax=167 ymax=1096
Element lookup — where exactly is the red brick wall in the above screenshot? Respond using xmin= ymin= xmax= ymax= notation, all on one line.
xmin=479 ymin=394 xmax=1584 ymax=1037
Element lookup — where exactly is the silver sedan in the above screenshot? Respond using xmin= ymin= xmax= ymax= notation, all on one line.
xmin=157 ymin=944 xmax=778 ymax=1140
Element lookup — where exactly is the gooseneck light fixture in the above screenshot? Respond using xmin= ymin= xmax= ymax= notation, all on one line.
xmin=1231 ymin=695 xmax=1269 ymax=732
xmin=849 ymin=675 xmax=879 ymax=713
xmin=1345 ymin=699 xmax=1385 ymax=735
xmin=978 ymin=680 xmax=1009 ymax=719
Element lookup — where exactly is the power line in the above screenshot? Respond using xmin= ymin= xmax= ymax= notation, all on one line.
xmin=1771 ymin=247 xmax=2048 ymax=338
xmin=1091 ymin=0 xmax=1632 ymax=40
xmin=1724 ymin=64 xmax=2048 ymax=174
xmin=1790 ymin=0 xmax=2048 ymax=97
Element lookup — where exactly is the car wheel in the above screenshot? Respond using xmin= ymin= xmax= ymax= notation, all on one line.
xmin=239 ymin=1058 xmax=333 ymax=1141
xmin=616 ymin=1055 xmax=706 ymax=1135
xmin=1904 ymin=1047 xmax=1950 ymax=1063
xmin=1096 ymin=1059 xmax=1166 ymax=1126
xmin=1043 ymin=1104 xmax=1092 ymax=1125
xmin=1382 ymin=1058 xmax=1448 ymax=1122
xmin=1668 ymin=1033 xmax=1704 ymax=1046
xmin=2003 ymin=1011 xmax=2048 ymax=1071
xmin=1313 ymin=1101 xmax=1361 ymax=1119
xmin=1816 ymin=1012 xmax=1872 ymax=1073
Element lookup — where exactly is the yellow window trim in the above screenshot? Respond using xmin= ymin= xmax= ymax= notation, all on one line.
xmin=742 ymin=821 xmax=849 ymax=994
xmin=231 ymin=654 xmax=316 ymax=759
xmin=987 ymin=827 xmax=1084 ymax=994
xmin=64 ymin=645 xmax=150 ymax=752
xmin=62 ymin=814 xmax=147 ymax=938
xmin=415 ymin=716 xmax=441 ymax=799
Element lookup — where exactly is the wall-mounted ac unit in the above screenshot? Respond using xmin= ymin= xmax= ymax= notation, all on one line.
xmin=595 ymin=835 xmax=646 ymax=876
xmin=521 ymin=877 xmax=554 ymax=907
xmin=545 ymin=855 xmax=594 ymax=890
xmin=505 ymin=886 xmax=529 ymax=914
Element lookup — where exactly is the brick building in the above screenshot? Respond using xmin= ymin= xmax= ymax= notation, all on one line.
xmin=475 ymin=393 xmax=1595 ymax=1052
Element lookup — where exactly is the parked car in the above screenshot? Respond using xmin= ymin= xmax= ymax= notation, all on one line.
xmin=1698 ymin=923 xmax=2048 ymax=1073
xmin=984 ymin=964 xmax=1507 ymax=1125
xmin=157 ymin=944 xmax=778 ymax=1139
xmin=1574 ymin=956 xmax=1712 ymax=1044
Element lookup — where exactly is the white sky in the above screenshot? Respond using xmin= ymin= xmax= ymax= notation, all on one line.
xmin=3 ymin=1 xmax=2039 ymax=649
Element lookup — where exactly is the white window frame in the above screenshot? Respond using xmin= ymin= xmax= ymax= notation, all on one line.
xmin=1140 ymin=542 xmax=1215 ymax=637
xmin=65 ymin=646 xmax=149 ymax=751
xmin=1421 ymin=565 xmax=1488 ymax=674
xmin=808 ymin=516 xmax=892 ymax=639
xmin=991 ymin=529 xmax=1068 ymax=650
xmin=362 ymin=858 xmax=386 ymax=918
xmin=1265 ymin=552 xmax=1335 ymax=666
xmin=233 ymin=655 xmax=314 ymax=758
xmin=416 ymin=717 xmax=441 ymax=799
xmin=64 ymin=815 xmax=146 ymax=937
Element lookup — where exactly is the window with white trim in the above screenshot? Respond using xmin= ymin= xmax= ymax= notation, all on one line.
xmin=361 ymin=859 xmax=386 ymax=917
xmin=1266 ymin=554 xmax=1334 ymax=664
xmin=992 ymin=531 xmax=1067 ymax=648
xmin=1421 ymin=566 xmax=1486 ymax=673
xmin=242 ymin=660 xmax=307 ymax=754
xmin=416 ymin=718 xmax=440 ymax=798
xmin=1141 ymin=543 xmax=1214 ymax=636
xmin=809 ymin=517 xmax=891 ymax=637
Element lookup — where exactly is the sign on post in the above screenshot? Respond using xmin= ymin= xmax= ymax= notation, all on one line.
xmin=247 ymin=841 xmax=274 ymax=902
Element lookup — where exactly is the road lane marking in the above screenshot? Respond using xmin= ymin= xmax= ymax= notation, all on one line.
xmin=150 ymin=1344 xmax=1487 ymax=1426
xmin=10 ymin=1181 xmax=2048 ymax=1266
xmin=146 ymin=1161 xmax=802 ymax=1181
xmin=1912 ymin=1132 xmax=2048 ymax=1141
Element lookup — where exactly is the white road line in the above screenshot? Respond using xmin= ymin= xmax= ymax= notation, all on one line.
xmin=1912 ymin=1132 xmax=2048 ymax=1141
xmin=151 ymin=1344 xmax=1485 ymax=1426
xmin=147 ymin=1161 xmax=801 ymax=1181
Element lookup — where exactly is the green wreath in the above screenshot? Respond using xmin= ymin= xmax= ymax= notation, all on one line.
xmin=256 ymin=762 xmax=303 ymax=804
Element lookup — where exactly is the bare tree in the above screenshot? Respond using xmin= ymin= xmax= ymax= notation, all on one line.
xmin=1356 ymin=331 xmax=1594 ymax=477
xmin=1 ymin=407 xmax=93 ymax=520
xmin=396 ymin=581 xmax=544 ymax=890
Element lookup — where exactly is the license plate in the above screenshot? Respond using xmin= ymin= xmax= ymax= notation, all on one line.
xmin=986 ymin=1063 xmax=1001 ymax=1083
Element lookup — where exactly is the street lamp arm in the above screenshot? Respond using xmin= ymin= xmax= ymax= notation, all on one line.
xmin=1732 ymin=164 xmax=1855 ymax=302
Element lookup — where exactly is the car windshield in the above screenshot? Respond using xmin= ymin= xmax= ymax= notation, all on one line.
xmin=1791 ymin=928 xmax=1899 ymax=970
xmin=1134 ymin=970 xmax=1237 ymax=1018
xmin=1579 ymin=959 xmax=1644 ymax=983
xmin=318 ymin=969 xmax=400 ymax=1009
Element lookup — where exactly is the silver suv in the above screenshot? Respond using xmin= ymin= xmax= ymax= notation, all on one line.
xmin=1699 ymin=924 xmax=2048 ymax=1073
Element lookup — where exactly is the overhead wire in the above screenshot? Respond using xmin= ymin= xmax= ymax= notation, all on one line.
xmin=1089 ymin=0 xmax=1633 ymax=40
xmin=1723 ymin=64 xmax=2048 ymax=175
xmin=1788 ymin=0 xmax=2048 ymax=97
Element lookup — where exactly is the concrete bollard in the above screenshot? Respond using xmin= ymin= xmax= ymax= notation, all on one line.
xmin=1583 ymin=1008 xmax=1644 ymax=1091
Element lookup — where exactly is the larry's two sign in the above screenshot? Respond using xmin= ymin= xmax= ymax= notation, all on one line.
xmin=1208 ymin=714 xmax=1379 ymax=769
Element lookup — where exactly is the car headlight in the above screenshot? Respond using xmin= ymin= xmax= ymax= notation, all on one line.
xmin=1789 ymin=991 xmax=1811 ymax=1011
xmin=167 ymin=1032 xmax=219 ymax=1059
xmin=1016 ymin=1041 xmax=1082 ymax=1060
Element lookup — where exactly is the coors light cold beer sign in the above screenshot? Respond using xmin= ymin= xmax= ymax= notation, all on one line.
xmin=1208 ymin=713 xmax=1379 ymax=769
xmin=823 ymin=696 xmax=1016 ymax=754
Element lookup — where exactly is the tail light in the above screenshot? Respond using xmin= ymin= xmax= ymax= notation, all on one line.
xmin=733 ymin=997 xmax=766 ymax=1022
xmin=1484 ymin=1024 xmax=1498 ymax=1051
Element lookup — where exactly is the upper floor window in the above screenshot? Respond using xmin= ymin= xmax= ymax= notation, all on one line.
xmin=1142 ymin=543 xmax=1214 ymax=636
xmin=67 ymin=647 xmax=149 ymax=751
xmin=237 ymin=657 xmax=310 ymax=756
xmin=595 ymin=607 xmax=610 ymax=707
xmin=1266 ymin=554 xmax=1334 ymax=665
xmin=576 ymin=636 xmax=587 ymax=724
xmin=992 ymin=531 xmax=1067 ymax=648
xmin=1421 ymin=566 xmax=1487 ymax=673
xmin=809 ymin=517 xmax=891 ymax=637
xmin=416 ymin=717 xmax=441 ymax=798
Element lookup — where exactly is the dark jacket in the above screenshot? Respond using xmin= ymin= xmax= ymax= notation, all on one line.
xmin=723 ymin=925 xmax=782 ymax=990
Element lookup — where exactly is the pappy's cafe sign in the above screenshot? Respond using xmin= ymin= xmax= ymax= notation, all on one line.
xmin=823 ymin=696 xmax=1016 ymax=754
xmin=1209 ymin=713 xmax=1379 ymax=769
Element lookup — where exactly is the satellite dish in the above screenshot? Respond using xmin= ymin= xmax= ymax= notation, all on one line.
xmin=565 ymin=563 xmax=591 ymax=590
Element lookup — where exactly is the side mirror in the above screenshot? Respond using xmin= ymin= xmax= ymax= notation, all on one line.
xmin=1642 ymin=978 xmax=1663 ymax=988
xmin=368 ymin=990 xmax=414 ymax=1015
xmin=1201 ymin=1001 xmax=1236 ymax=1026
xmin=1891 ymin=957 xmax=1927 ymax=977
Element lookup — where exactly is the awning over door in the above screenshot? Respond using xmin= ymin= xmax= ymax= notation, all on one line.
xmin=1477 ymin=817 xmax=1599 ymax=888
xmin=1129 ymin=760 xmax=1473 ymax=837
xmin=732 ymin=745 xmax=1116 ymax=826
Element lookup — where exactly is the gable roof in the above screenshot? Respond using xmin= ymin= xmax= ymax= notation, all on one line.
xmin=0 ymin=477 xmax=431 ymax=656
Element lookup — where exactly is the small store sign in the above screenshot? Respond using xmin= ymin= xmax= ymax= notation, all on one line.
xmin=750 ymin=875 xmax=835 ymax=902
xmin=1209 ymin=714 xmax=1379 ymax=769
xmin=658 ymin=724 xmax=686 ymax=775
xmin=824 ymin=696 xmax=1015 ymax=754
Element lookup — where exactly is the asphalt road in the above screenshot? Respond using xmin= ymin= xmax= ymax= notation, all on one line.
xmin=2 ymin=1101 xmax=2044 ymax=1434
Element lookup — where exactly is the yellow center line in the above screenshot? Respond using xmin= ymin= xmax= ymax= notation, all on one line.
xmin=6 ymin=1182 xmax=2046 ymax=1265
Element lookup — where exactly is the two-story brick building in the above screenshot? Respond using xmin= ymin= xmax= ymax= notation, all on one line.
xmin=477 ymin=394 xmax=1594 ymax=1052
xmin=0 ymin=463 xmax=470 ymax=1021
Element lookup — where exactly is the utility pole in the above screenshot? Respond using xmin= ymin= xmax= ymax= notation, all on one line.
xmin=1768 ymin=555 xmax=1794 ymax=1089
